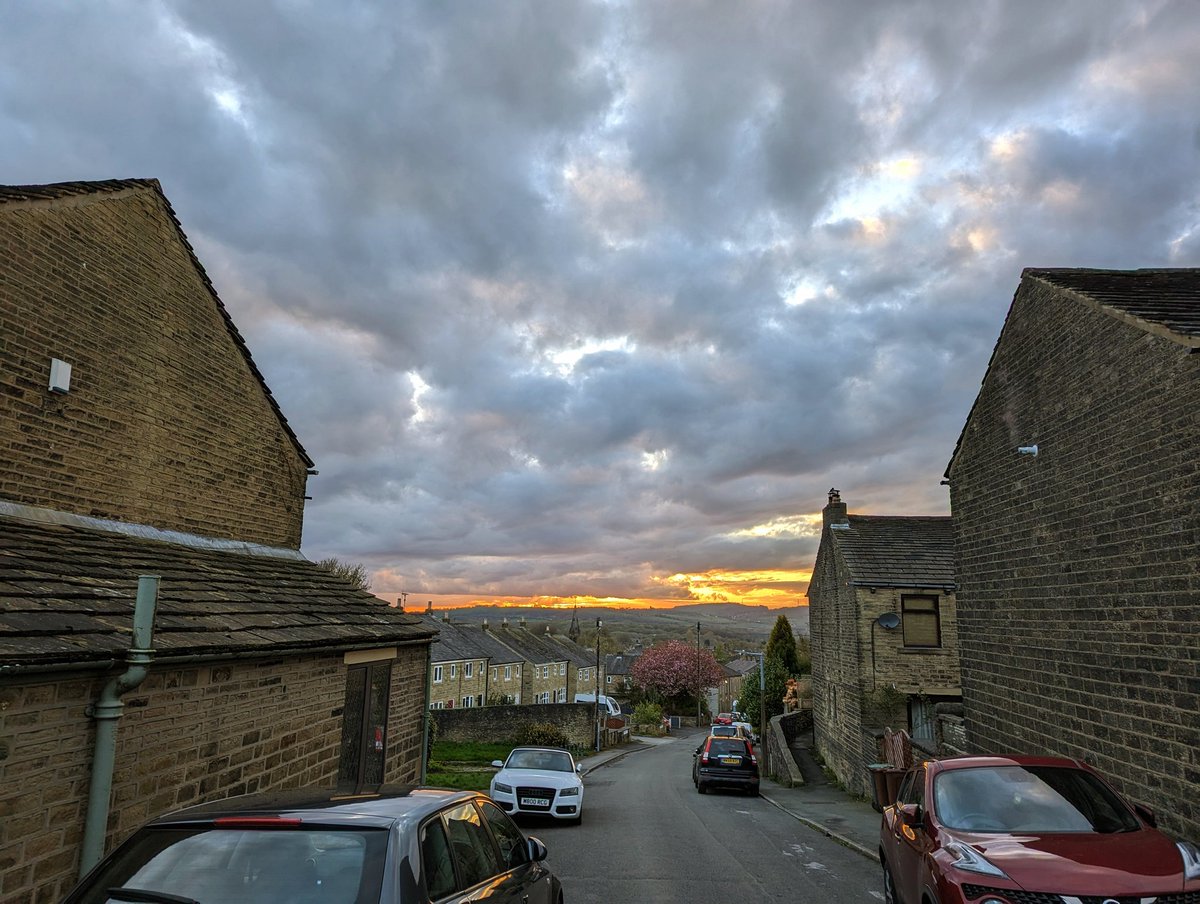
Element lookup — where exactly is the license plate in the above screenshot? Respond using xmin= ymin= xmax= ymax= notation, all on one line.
xmin=520 ymin=797 xmax=550 ymax=807
xmin=719 ymin=757 xmax=740 ymax=765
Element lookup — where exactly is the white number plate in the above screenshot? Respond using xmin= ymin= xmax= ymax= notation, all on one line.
xmin=520 ymin=797 xmax=551 ymax=807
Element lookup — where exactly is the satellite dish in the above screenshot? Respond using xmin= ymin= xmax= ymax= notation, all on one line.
xmin=876 ymin=612 xmax=901 ymax=630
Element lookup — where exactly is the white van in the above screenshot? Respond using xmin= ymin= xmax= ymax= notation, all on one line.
xmin=574 ymin=693 xmax=621 ymax=718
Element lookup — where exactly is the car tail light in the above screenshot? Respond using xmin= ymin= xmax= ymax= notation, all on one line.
xmin=213 ymin=817 xmax=303 ymax=828
xmin=701 ymin=752 xmax=710 ymax=764
xmin=749 ymin=753 xmax=757 ymax=765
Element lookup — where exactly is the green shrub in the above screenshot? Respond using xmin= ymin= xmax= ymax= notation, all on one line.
xmin=520 ymin=722 xmax=569 ymax=748
xmin=633 ymin=702 xmax=664 ymax=726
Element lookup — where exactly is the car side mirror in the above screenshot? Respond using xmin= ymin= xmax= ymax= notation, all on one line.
xmin=898 ymin=803 xmax=924 ymax=828
xmin=525 ymin=837 xmax=548 ymax=862
xmin=1133 ymin=802 xmax=1157 ymax=827
xmin=576 ymin=764 xmax=583 ymax=774
xmin=491 ymin=760 xmax=504 ymax=768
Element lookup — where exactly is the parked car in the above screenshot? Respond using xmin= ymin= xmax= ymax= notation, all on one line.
xmin=62 ymin=786 xmax=563 ymax=904
xmin=692 ymin=736 xmax=759 ymax=795
xmin=713 ymin=712 xmax=734 ymax=725
xmin=490 ymin=746 xmax=585 ymax=824
xmin=731 ymin=718 xmax=756 ymax=742
xmin=707 ymin=723 xmax=752 ymax=743
xmin=880 ymin=754 xmax=1200 ymax=904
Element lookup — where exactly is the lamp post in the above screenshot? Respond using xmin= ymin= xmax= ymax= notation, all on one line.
xmin=695 ymin=621 xmax=701 ymax=726
xmin=594 ymin=618 xmax=603 ymax=752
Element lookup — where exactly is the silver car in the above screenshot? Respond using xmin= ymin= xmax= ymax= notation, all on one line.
xmin=63 ymin=786 xmax=563 ymax=904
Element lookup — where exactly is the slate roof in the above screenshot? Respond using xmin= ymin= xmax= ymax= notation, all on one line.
xmin=0 ymin=509 xmax=435 ymax=674
xmin=1026 ymin=268 xmax=1200 ymax=343
xmin=540 ymin=632 xmax=594 ymax=668
xmin=724 ymin=657 xmax=759 ymax=677
xmin=605 ymin=653 xmax=640 ymax=676
xmin=417 ymin=614 xmax=523 ymax=665
xmin=830 ymin=515 xmax=955 ymax=590
xmin=488 ymin=624 xmax=570 ymax=665
xmin=0 ymin=179 xmax=312 ymax=466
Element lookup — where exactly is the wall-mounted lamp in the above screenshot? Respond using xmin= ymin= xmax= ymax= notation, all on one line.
xmin=870 ymin=611 xmax=901 ymax=691
xmin=49 ymin=358 xmax=72 ymax=394
xmin=306 ymin=468 xmax=320 ymax=476
xmin=1017 ymin=445 xmax=1038 ymax=456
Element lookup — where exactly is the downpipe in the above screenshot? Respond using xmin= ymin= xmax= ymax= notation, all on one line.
xmin=79 ymin=575 xmax=160 ymax=877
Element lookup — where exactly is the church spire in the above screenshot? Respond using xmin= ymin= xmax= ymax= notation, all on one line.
xmin=567 ymin=603 xmax=581 ymax=642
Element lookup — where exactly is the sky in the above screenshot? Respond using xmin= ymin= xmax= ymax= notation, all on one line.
xmin=4 ymin=2 xmax=1198 ymax=610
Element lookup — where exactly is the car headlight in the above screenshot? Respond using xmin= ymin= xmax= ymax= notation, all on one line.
xmin=559 ymin=786 xmax=581 ymax=797
xmin=1179 ymin=841 xmax=1200 ymax=881
xmin=493 ymin=781 xmax=513 ymax=794
xmin=944 ymin=841 xmax=1009 ymax=879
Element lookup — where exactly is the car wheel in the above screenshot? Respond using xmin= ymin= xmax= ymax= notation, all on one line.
xmin=573 ymin=810 xmax=584 ymax=826
xmin=697 ymin=782 xmax=707 ymax=794
xmin=882 ymin=858 xmax=898 ymax=904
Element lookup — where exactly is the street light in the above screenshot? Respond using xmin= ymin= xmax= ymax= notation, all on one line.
xmin=594 ymin=618 xmax=603 ymax=752
xmin=695 ymin=621 xmax=701 ymax=726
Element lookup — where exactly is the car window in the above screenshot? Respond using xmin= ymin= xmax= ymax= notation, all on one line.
xmin=421 ymin=816 xmax=459 ymax=901
xmin=68 ymin=827 xmax=386 ymax=904
xmin=895 ymin=769 xmax=919 ymax=806
xmin=507 ymin=749 xmax=572 ymax=772
xmin=933 ymin=765 xmax=1140 ymax=833
xmin=478 ymin=800 xmax=529 ymax=869
xmin=443 ymin=802 xmax=504 ymax=888
xmin=708 ymin=739 xmax=748 ymax=757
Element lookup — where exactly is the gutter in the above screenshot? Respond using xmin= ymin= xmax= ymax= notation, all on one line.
xmin=79 ymin=575 xmax=160 ymax=878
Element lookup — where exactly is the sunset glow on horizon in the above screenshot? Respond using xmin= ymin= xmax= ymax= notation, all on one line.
xmin=382 ymin=568 xmax=813 ymax=611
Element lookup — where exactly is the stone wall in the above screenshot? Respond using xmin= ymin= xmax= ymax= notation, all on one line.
xmin=948 ymin=277 xmax=1200 ymax=841
xmin=432 ymin=703 xmax=597 ymax=748
xmin=0 ymin=186 xmax=309 ymax=548
xmin=0 ymin=648 xmax=428 ymax=902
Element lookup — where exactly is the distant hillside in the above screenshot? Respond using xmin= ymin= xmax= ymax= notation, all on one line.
xmin=420 ymin=603 xmax=808 ymax=654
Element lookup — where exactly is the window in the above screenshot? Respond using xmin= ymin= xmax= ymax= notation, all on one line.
xmin=606 ymin=675 xmax=612 ymax=684
xmin=460 ymin=696 xmax=472 ymax=709
xmin=902 ymin=595 xmax=941 ymax=647
xmin=421 ymin=817 xmax=457 ymax=900
xmin=338 ymin=660 xmax=391 ymax=792
xmin=442 ymin=802 xmax=503 ymax=890
xmin=504 ymin=665 xmax=512 ymax=680
xmin=478 ymin=801 xmax=529 ymax=869
xmin=910 ymin=696 xmax=935 ymax=741
xmin=541 ymin=665 xmax=549 ymax=679
xmin=559 ymin=663 xmax=565 ymax=675
xmin=449 ymin=663 xmax=457 ymax=679
xmin=433 ymin=665 xmax=443 ymax=683
xmin=491 ymin=667 xmax=498 ymax=681
xmin=464 ymin=662 xmax=473 ymax=678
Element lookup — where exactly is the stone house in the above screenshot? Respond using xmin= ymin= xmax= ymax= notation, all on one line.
xmin=945 ymin=267 xmax=1200 ymax=840
xmin=604 ymin=652 xmax=639 ymax=699
xmin=0 ymin=179 xmax=435 ymax=901
xmin=541 ymin=630 xmax=598 ymax=701
xmin=419 ymin=612 xmax=525 ymax=708
xmin=807 ymin=490 xmax=960 ymax=797
xmin=720 ymin=657 xmax=758 ymax=713
xmin=491 ymin=620 xmax=570 ymax=705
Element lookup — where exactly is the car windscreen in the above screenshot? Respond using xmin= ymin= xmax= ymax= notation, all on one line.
xmin=67 ymin=825 xmax=389 ymax=904
xmin=934 ymin=765 xmax=1141 ymax=833
xmin=707 ymin=740 xmax=748 ymax=757
xmin=506 ymin=750 xmax=573 ymax=771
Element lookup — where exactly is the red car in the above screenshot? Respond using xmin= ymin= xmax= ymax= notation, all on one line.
xmin=880 ymin=754 xmax=1200 ymax=904
xmin=714 ymin=712 xmax=734 ymax=725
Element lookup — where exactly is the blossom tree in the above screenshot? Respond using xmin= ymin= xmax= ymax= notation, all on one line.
xmin=631 ymin=640 xmax=726 ymax=708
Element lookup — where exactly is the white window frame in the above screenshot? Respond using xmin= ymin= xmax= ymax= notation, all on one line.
xmin=465 ymin=661 xmax=473 ymax=678
xmin=449 ymin=663 xmax=457 ymax=679
xmin=504 ymin=665 xmax=512 ymax=680
xmin=433 ymin=665 xmax=443 ymax=683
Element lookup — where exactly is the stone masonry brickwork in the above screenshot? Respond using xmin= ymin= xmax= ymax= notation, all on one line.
xmin=0 ymin=648 xmax=428 ymax=903
xmin=432 ymin=702 xmax=597 ymax=749
xmin=948 ymin=280 xmax=1200 ymax=841
xmin=0 ymin=187 xmax=309 ymax=548
xmin=430 ymin=658 xmax=490 ymax=709
xmin=809 ymin=530 xmax=961 ymax=797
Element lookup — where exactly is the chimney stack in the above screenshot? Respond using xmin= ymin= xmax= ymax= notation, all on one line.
xmin=824 ymin=487 xmax=849 ymax=529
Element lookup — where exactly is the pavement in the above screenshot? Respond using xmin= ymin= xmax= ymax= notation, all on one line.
xmin=579 ymin=729 xmax=882 ymax=863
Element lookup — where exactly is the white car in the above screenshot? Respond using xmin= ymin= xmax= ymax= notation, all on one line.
xmin=489 ymin=746 xmax=585 ymax=824
xmin=732 ymin=719 xmax=757 ymax=743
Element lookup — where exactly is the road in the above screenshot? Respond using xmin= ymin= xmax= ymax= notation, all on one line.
xmin=524 ymin=732 xmax=883 ymax=903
